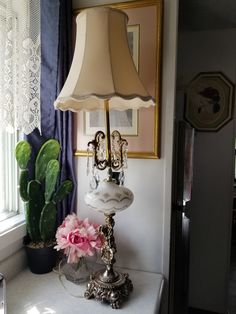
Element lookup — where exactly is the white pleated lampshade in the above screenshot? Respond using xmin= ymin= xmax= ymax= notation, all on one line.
xmin=54 ymin=7 xmax=155 ymax=111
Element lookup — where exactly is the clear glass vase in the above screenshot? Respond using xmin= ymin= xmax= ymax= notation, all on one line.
xmin=59 ymin=256 xmax=94 ymax=284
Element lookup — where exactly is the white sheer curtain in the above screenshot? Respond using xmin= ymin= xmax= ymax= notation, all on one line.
xmin=0 ymin=0 xmax=40 ymax=134
xmin=0 ymin=1 xmax=40 ymax=219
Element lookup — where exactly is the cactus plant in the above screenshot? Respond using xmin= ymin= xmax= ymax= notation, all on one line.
xmin=15 ymin=139 xmax=73 ymax=246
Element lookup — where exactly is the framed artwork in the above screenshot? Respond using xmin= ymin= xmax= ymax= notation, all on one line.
xmin=74 ymin=0 xmax=163 ymax=158
xmin=185 ymin=72 xmax=234 ymax=131
xmin=85 ymin=109 xmax=138 ymax=136
xmin=127 ymin=24 xmax=139 ymax=71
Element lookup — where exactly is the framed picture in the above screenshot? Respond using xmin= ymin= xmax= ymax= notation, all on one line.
xmin=185 ymin=72 xmax=234 ymax=131
xmin=74 ymin=0 xmax=163 ymax=158
xmin=85 ymin=109 xmax=138 ymax=136
xmin=127 ymin=24 xmax=139 ymax=71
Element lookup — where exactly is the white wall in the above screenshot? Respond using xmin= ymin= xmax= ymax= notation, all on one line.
xmin=72 ymin=2 xmax=179 ymax=311
xmin=176 ymin=29 xmax=236 ymax=313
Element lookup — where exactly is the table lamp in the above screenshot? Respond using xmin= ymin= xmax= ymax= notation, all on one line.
xmin=54 ymin=7 xmax=155 ymax=309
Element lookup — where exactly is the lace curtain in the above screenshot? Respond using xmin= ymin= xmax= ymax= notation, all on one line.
xmin=0 ymin=0 xmax=40 ymax=134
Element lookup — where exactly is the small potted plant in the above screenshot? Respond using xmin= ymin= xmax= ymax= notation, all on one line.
xmin=15 ymin=139 xmax=73 ymax=274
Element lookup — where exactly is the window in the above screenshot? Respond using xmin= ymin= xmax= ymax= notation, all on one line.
xmin=0 ymin=131 xmax=21 ymax=223
xmin=0 ymin=0 xmax=40 ymax=231
xmin=0 ymin=4 xmax=40 ymax=267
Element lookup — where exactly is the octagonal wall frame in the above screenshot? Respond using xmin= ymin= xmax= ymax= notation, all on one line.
xmin=185 ymin=72 xmax=234 ymax=132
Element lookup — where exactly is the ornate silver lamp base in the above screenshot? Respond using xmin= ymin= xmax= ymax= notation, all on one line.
xmin=84 ymin=269 xmax=133 ymax=309
xmin=84 ymin=213 xmax=133 ymax=309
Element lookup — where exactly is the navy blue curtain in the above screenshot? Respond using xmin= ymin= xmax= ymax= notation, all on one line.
xmin=26 ymin=0 xmax=77 ymax=224
xmin=55 ymin=0 xmax=77 ymax=223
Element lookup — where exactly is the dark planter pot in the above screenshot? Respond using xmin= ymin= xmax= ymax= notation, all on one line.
xmin=25 ymin=242 xmax=57 ymax=274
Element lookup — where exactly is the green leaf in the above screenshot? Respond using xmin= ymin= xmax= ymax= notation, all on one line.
xmin=35 ymin=139 xmax=60 ymax=181
xmin=15 ymin=141 xmax=31 ymax=170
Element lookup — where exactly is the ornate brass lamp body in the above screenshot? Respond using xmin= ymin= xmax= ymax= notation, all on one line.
xmin=84 ymin=100 xmax=134 ymax=308
xmin=54 ymin=7 xmax=155 ymax=309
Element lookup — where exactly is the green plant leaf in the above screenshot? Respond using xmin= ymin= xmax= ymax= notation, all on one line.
xmin=35 ymin=139 xmax=60 ymax=182
xmin=15 ymin=140 xmax=31 ymax=170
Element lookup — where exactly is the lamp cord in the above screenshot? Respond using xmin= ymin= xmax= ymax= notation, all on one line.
xmin=53 ymin=260 xmax=87 ymax=299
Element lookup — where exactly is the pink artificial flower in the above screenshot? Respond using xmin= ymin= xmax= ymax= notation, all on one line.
xmin=54 ymin=213 xmax=103 ymax=264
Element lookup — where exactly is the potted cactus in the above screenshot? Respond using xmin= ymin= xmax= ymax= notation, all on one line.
xmin=15 ymin=139 xmax=73 ymax=274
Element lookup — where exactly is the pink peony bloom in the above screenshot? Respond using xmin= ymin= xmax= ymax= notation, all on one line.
xmin=54 ymin=213 xmax=103 ymax=264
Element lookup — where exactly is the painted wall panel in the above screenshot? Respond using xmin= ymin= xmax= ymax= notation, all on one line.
xmin=176 ymin=28 xmax=236 ymax=313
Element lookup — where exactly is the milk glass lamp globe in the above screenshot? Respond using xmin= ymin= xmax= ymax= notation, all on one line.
xmin=84 ymin=180 xmax=134 ymax=214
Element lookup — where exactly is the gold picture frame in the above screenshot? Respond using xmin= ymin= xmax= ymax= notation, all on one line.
xmin=74 ymin=0 xmax=163 ymax=159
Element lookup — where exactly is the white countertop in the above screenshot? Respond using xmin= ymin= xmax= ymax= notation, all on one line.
xmin=7 ymin=267 xmax=164 ymax=314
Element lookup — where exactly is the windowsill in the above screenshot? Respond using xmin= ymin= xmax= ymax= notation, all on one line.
xmin=0 ymin=213 xmax=26 ymax=252
xmin=7 ymin=267 xmax=164 ymax=313
xmin=0 ymin=214 xmax=27 ymax=280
